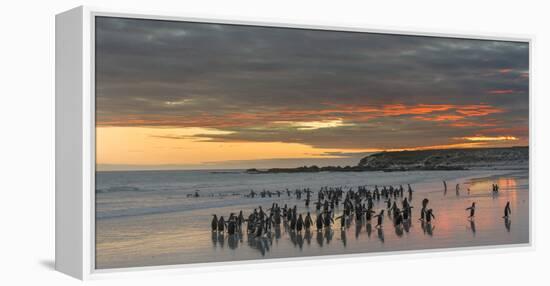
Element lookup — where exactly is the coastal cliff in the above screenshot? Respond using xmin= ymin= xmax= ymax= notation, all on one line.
xmin=246 ymin=146 xmax=528 ymax=173
xmin=358 ymin=146 xmax=528 ymax=171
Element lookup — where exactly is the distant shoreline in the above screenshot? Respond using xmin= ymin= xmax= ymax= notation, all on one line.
xmin=246 ymin=146 xmax=528 ymax=174
xmin=96 ymin=146 xmax=528 ymax=174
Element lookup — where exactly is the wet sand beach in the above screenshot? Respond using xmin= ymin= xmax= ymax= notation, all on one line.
xmin=96 ymin=169 xmax=529 ymax=269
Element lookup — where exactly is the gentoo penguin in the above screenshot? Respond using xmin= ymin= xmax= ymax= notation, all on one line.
xmin=466 ymin=202 xmax=476 ymax=218
xmin=385 ymin=199 xmax=391 ymax=209
xmin=419 ymin=198 xmax=429 ymax=221
xmin=425 ymin=209 xmax=435 ymax=223
xmin=323 ymin=211 xmax=334 ymax=228
xmin=296 ymin=214 xmax=304 ymax=232
xmin=503 ymin=201 xmax=511 ymax=218
xmin=290 ymin=213 xmax=297 ymax=230
xmin=304 ymin=212 xmax=313 ymax=230
xmin=227 ymin=214 xmax=236 ymax=235
xmin=218 ymin=216 xmax=226 ymax=232
xmin=339 ymin=214 xmax=346 ymax=230
xmin=211 ymin=214 xmax=218 ymax=231
xmin=375 ymin=210 xmax=385 ymax=228
xmin=316 ymin=213 xmax=323 ymax=231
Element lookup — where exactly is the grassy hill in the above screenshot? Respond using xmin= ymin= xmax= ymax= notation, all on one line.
xmin=358 ymin=146 xmax=528 ymax=171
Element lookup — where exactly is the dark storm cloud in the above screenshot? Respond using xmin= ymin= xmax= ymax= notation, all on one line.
xmin=95 ymin=16 xmax=529 ymax=149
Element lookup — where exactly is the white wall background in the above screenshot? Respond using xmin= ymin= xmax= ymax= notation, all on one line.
xmin=0 ymin=0 xmax=548 ymax=285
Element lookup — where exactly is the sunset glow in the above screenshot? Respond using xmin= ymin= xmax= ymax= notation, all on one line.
xmin=95 ymin=18 xmax=529 ymax=170
xmin=459 ymin=136 xmax=519 ymax=142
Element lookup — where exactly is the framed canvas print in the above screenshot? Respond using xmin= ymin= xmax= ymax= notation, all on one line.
xmin=55 ymin=6 xmax=532 ymax=280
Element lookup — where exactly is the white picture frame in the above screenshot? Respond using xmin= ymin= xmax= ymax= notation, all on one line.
xmin=55 ymin=5 xmax=534 ymax=280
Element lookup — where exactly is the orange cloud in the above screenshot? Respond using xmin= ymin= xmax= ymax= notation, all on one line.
xmin=457 ymin=136 xmax=518 ymax=142
xmin=413 ymin=114 xmax=464 ymax=122
xmin=498 ymin=68 xmax=513 ymax=73
xmin=454 ymin=105 xmax=503 ymax=116
xmin=98 ymin=103 xmax=505 ymax=130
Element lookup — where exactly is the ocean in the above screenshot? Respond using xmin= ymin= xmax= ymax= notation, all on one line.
xmin=95 ymin=169 xmax=529 ymax=269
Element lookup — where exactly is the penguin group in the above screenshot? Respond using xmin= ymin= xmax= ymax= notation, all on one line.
xmin=211 ymin=184 xmax=420 ymax=239
xmin=211 ymin=211 xmax=246 ymax=235
xmin=209 ymin=181 xmax=517 ymax=248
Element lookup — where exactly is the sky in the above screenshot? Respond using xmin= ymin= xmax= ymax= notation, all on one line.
xmin=95 ymin=17 xmax=529 ymax=171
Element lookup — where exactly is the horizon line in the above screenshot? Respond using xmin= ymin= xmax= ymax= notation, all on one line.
xmin=96 ymin=145 xmax=528 ymax=172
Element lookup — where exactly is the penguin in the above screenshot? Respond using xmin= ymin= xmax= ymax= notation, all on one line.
xmin=365 ymin=208 xmax=375 ymax=222
xmin=218 ymin=216 xmax=226 ymax=232
xmin=297 ymin=214 xmax=304 ymax=232
xmin=338 ymin=214 xmax=346 ymax=230
xmin=503 ymin=201 xmax=511 ymax=218
xmin=290 ymin=214 xmax=297 ymax=230
xmin=402 ymin=198 xmax=409 ymax=211
xmin=227 ymin=214 xmax=236 ymax=235
xmin=266 ymin=213 xmax=273 ymax=232
xmin=247 ymin=212 xmax=256 ymax=233
xmin=375 ymin=210 xmax=384 ymax=228
xmin=255 ymin=221 xmax=264 ymax=237
xmin=422 ymin=198 xmax=429 ymax=208
xmin=211 ymin=214 xmax=218 ymax=231
xmin=274 ymin=209 xmax=281 ymax=225
xmin=316 ymin=214 xmax=323 ymax=231
xmin=402 ymin=206 xmax=411 ymax=221
xmin=237 ymin=211 xmax=245 ymax=230
xmin=304 ymin=212 xmax=313 ymax=230
xmin=419 ymin=198 xmax=429 ymax=221
xmin=394 ymin=211 xmax=403 ymax=226
xmin=425 ymin=209 xmax=435 ymax=223
xmin=323 ymin=211 xmax=334 ymax=228
xmin=419 ymin=206 xmax=426 ymax=221
xmin=466 ymin=202 xmax=476 ymax=219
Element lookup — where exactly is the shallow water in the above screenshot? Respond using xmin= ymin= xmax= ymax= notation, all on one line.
xmin=95 ymin=169 xmax=529 ymax=269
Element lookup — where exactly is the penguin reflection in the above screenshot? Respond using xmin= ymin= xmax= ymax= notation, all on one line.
xmin=394 ymin=224 xmax=404 ymax=238
xmin=274 ymin=225 xmax=281 ymax=240
xmin=469 ymin=220 xmax=476 ymax=236
xmin=377 ymin=227 xmax=385 ymax=243
xmin=316 ymin=230 xmax=324 ymax=247
xmin=355 ymin=223 xmax=362 ymax=239
xmin=218 ymin=232 xmax=225 ymax=248
xmin=211 ymin=231 xmax=218 ymax=248
xmin=297 ymin=231 xmax=304 ymax=250
xmin=228 ymin=233 xmax=239 ymax=250
xmin=341 ymin=229 xmax=347 ymax=248
xmin=325 ymin=228 xmax=333 ymax=245
xmin=247 ymin=235 xmax=270 ymax=256
xmin=504 ymin=217 xmax=511 ymax=232
xmin=403 ymin=220 xmax=411 ymax=233
xmin=289 ymin=229 xmax=297 ymax=246
xmin=304 ymin=229 xmax=312 ymax=245
xmin=421 ymin=221 xmax=435 ymax=236
xmin=426 ymin=223 xmax=434 ymax=236
xmin=366 ymin=223 xmax=372 ymax=238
